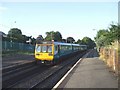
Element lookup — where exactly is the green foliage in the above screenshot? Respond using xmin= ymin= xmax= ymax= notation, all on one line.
xmin=76 ymin=39 xmax=82 ymax=44
xmin=45 ymin=31 xmax=62 ymax=41
xmin=2 ymin=50 xmax=34 ymax=57
xmin=7 ymin=28 xmax=23 ymax=42
xmin=76 ymin=37 xmax=95 ymax=49
xmin=81 ymin=37 xmax=96 ymax=49
xmin=109 ymin=24 xmax=120 ymax=42
xmin=36 ymin=35 xmax=44 ymax=44
xmin=62 ymin=39 xmax=67 ymax=43
xmin=95 ymin=23 xmax=120 ymax=48
xmin=66 ymin=37 xmax=75 ymax=43
xmin=54 ymin=31 xmax=62 ymax=41
xmin=5 ymin=28 xmax=36 ymax=44
xmin=8 ymin=28 xmax=22 ymax=35
xmin=95 ymin=29 xmax=110 ymax=47
xmin=21 ymin=35 xmax=29 ymax=43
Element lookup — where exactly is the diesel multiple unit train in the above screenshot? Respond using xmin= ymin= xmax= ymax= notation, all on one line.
xmin=35 ymin=41 xmax=87 ymax=65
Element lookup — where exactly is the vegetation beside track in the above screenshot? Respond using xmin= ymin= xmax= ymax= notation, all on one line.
xmin=95 ymin=23 xmax=120 ymax=76
xmin=2 ymin=50 xmax=34 ymax=57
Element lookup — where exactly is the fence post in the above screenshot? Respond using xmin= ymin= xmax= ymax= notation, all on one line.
xmin=113 ymin=49 xmax=116 ymax=71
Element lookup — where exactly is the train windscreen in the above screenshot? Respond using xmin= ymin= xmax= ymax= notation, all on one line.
xmin=36 ymin=45 xmax=41 ymax=52
xmin=36 ymin=45 xmax=52 ymax=53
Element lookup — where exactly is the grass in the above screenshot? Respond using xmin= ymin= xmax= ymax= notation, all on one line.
xmin=2 ymin=50 xmax=34 ymax=57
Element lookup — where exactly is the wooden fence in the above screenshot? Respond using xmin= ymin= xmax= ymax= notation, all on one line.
xmin=99 ymin=41 xmax=119 ymax=75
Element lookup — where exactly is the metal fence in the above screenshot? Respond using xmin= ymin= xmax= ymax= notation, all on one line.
xmin=2 ymin=41 xmax=35 ymax=52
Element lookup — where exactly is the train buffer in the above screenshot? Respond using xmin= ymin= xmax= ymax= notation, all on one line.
xmin=53 ymin=49 xmax=118 ymax=88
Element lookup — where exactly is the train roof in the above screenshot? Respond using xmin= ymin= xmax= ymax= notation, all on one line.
xmin=54 ymin=42 xmax=87 ymax=47
xmin=79 ymin=44 xmax=87 ymax=46
xmin=54 ymin=42 xmax=72 ymax=46
xmin=54 ymin=42 xmax=81 ymax=46
xmin=36 ymin=41 xmax=87 ymax=47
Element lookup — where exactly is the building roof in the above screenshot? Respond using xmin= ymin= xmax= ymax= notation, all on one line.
xmin=0 ymin=31 xmax=7 ymax=37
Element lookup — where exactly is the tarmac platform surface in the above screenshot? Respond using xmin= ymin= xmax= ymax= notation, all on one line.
xmin=2 ymin=54 xmax=35 ymax=68
xmin=57 ymin=49 xmax=118 ymax=88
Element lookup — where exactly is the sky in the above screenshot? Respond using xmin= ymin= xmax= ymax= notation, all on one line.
xmin=0 ymin=1 xmax=118 ymax=41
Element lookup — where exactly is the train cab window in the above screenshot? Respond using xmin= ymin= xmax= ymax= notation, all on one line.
xmin=48 ymin=46 xmax=52 ymax=53
xmin=36 ymin=45 xmax=41 ymax=52
xmin=42 ymin=46 xmax=47 ymax=52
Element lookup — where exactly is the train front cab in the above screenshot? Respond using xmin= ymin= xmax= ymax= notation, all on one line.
xmin=35 ymin=43 xmax=54 ymax=64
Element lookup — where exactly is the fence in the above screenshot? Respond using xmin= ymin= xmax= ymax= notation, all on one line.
xmin=2 ymin=41 xmax=35 ymax=52
xmin=99 ymin=42 xmax=119 ymax=74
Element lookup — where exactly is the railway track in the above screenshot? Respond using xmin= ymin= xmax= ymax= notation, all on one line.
xmin=2 ymin=62 xmax=50 ymax=88
xmin=31 ymin=53 xmax=84 ymax=89
xmin=2 ymin=61 xmax=35 ymax=75
xmin=2 ymin=51 xmax=87 ymax=89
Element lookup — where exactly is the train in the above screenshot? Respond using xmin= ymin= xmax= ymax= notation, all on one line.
xmin=35 ymin=41 xmax=87 ymax=65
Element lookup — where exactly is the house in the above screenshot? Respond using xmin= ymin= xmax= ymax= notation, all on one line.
xmin=0 ymin=31 xmax=7 ymax=37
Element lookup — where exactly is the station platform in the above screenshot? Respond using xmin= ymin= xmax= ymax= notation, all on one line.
xmin=54 ymin=49 xmax=118 ymax=88
xmin=2 ymin=54 xmax=35 ymax=68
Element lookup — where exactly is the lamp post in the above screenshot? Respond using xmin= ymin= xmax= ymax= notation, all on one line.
xmin=93 ymin=29 xmax=99 ymax=51
xmin=51 ymin=33 xmax=53 ymax=41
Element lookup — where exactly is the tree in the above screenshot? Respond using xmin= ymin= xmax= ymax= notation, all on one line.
xmin=31 ymin=37 xmax=36 ymax=45
xmin=62 ymin=39 xmax=67 ymax=43
xmin=45 ymin=31 xmax=62 ymax=42
xmin=94 ymin=29 xmax=110 ymax=47
xmin=66 ymin=37 xmax=75 ymax=43
xmin=8 ymin=28 xmax=22 ymax=37
xmin=36 ymin=35 xmax=44 ymax=44
xmin=54 ymin=31 xmax=62 ymax=41
xmin=109 ymin=24 xmax=120 ymax=42
xmin=7 ymin=28 xmax=36 ymax=44
xmin=7 ymin=28 xmax=23 ymax=42
xmin=21 ymin=35 xmax=29 ymax=43
xmin=94 ymin=23 xmax=120 ymax=48
xmin=76 ymin=39 xmax=82 ymax=44
xmin=45 ymin=31 xmax=54 ymax=41
xmin=82 ymin=37 xmax=96 ymax=49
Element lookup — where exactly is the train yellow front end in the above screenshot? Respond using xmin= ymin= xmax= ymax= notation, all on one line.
xmin=35 ymin=53 xmax=53 ymax=61
xmin=35 ymin=42 xmax=54 ymax=64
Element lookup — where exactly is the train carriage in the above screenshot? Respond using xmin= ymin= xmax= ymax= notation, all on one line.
xmin=35 ymin=41 xmax=87 ymax=65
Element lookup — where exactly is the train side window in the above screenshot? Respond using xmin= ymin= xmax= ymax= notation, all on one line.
xmin=69 ymin=46 xmax=72 ymax=50
xmin=60 ymin=45 xmax=65 ymax=53
xmin=54 ymin=45 xmax=58 ymax=55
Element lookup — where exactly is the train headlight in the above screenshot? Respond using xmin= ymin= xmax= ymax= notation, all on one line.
xmin=49 ymin=53 xmax=53 ymax=56
xmin=36 ymin=53 xmax=40 ymax=55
